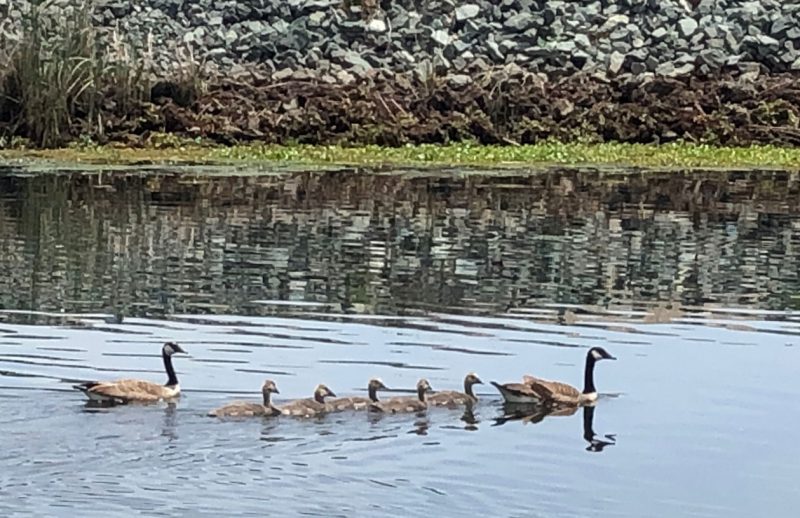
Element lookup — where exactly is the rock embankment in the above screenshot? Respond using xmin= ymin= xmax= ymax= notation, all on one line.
xmin=1 ymin=0 xmax=800 ymax=147
xmin=2 ymin=0 xmax=797 ymax=82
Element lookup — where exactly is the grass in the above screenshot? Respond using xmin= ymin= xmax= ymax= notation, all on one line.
xmin=2 ymin=140 xmax=800 ymax=170
xmin=0 ymin=0 xmax=201 ymax=148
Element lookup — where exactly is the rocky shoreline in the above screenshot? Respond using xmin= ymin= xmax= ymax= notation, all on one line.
xmin=1 ymin=0 xmax=800 ymax=147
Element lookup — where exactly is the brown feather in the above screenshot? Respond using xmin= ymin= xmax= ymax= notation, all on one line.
xmin=522 ymin=375 xmax=582 ymax=404
xmin=427 ymin=390 xmax=476 ymax=407
xmin=86 ymin=379 xmax=178 ymax=402
xmin=279 ymin=398 xmax=328 ymax=417
xmin=208 ymin=401 xmax=280 ymax=418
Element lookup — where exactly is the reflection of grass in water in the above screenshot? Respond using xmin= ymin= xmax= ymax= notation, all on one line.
xmin=4 ymin=140 xmax=800 ymax=169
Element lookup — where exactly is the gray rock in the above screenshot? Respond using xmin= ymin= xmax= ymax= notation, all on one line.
xmin=630 ymin=61 xmax=647 ymax=75
xmin=366 ymin=19 xmax=387 ymax=33
xmin=698 ymin=48 xmax=726 ymax=68
xmin=485 ymin=37 xmax=504 ymax=62
xmin=651 ymin=27 xmax=669 ymax=41
xmin=609 ymin=51 xmax=626 ymax=74
xmin=308 ymin=12 xmax=326 ymax=27
xmin=341 ymin=51 xmax=372 ymax=75
xmin=335 ymin=69 xmax=356 ymax=84
xmin=575 ymin=33 xmax=591 ymax=49
xmin=272 ymin=67 xmax=294 ymax=81
xmin=448 ymin=74 xmax=473 ymax=87
xmin=678 ymin=18 xmax=698 ymax=38
xmin=598 ymin=14 xmax=629 ymax=33
xmin=499 ymin=39 xmax=518 ymax=54
xmin=770 ymin=15 xmax=791 ymax=36
xmin=431 ymin=29 xmax=450 ymax=46
xmin=791 ymin=56 xmax=800 ymax=71
xmin=455 ymin=4 xmax=480 ymax=22
xmin=504 ymin=12 xmax=536 ymax=32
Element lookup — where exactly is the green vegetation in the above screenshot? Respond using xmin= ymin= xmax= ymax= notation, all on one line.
xmin=2 ymin=140 xmax=800 ymax=170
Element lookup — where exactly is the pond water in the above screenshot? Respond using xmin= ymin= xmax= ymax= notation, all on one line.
xmin=0 ymin=166 xmax=798 ymax=517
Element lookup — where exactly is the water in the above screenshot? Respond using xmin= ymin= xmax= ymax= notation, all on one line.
xmin=0 ymin=166 xmax=798 ymax=517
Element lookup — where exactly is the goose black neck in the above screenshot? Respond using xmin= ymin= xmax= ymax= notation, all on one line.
xmin=262 ymin=391 xmax=272 ymax=406
xmin=464 ymin=379 xmax=475 ymax=398
xmin=163 ymin=351 xmax=178 ymax=387
xmin=368 ymin=385 xmax=379 ymax=402
xmin=314 ymin=391 xmax=325 ymax=404
xmin=582 ymin=405 xmax=596 ymax=442
xmin=417 ymin=385 xmax=426 ymax=402
xmin=582 ymin=353 xmax=597 ymax=394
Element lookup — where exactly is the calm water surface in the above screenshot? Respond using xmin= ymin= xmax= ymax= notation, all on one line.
xmin=0 ymin=166 xmax=798 ymax=517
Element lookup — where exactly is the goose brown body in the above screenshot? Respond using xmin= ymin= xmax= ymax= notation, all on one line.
xmin=280 ymin=384 xmax=337 ymax=417
xmin=427 ymin=373 xmax=482 ymax=408
xmin=73 ymin=342 xmax=187 ymax=404
xmin=371 ymin=379 xmax=432 ymax=413
xmin=327 ymin=378 xmax=387 ymax=411
xmin=491 ymin=347 xmax=616 ymax=406
xmin=208 ymin=380 xmax=281 ymax=418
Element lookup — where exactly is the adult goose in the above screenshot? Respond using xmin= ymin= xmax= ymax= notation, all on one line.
xmin=427 ymin=372 xmax=482 ymax=408
xmin=73 ymin=342 xmax=187 ymax=404
xmin=327 ymin=378 xmax=388 ymax=411
xmin=208 ymin=379 xmax=281 ymax=418
xmin=491 ymin=346 xmax=616 ymax=406
xmin=371 ymin=379 xmax=432 ymax=413
xmin=280 ymin=384 xmax=337 ymax=417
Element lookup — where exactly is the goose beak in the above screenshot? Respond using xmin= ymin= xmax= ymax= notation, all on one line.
xmin=607 ymin=355 xmax=617 ymax=360
xmin=328 ymin=390 xmax=337 ymax=398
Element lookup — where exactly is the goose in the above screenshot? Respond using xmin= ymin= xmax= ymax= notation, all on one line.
xmin=207 ymin=379 xmax=281 ymax=418
xmin=491 ymin=346 xmax=616 ymax=406
xmin=427 ymin=372 xmax=482 ymax=408
xmin=370 ymin=378 xmax=432 ymax=413
xmin=327 ymin=378 xmax=388 ymax=411
xmin=279 ymin=384 xmax=337 ymax=418
xmin=73 ymin=342 xmax=187 ymax=404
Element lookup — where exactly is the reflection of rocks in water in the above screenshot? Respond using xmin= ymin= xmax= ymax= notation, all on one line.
xmin=1 ymin=170 xmax=799 ymax=317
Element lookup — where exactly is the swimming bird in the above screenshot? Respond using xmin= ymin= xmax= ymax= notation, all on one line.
xmin=207 ymin=379 xmax=281 ymax=418
xmin=279 ymin=383 xmax=337 ymax=417
xmin=327 ymin=378 xmax=388 ymax=411
xmin=427 ymin=372 xmax=482 ymax=408
xmin=371 ymin=378 xmax=432 ymax=413
xmin=491 ymin=346 xmax=616 ymax=406
xmin=73 ymin=342 xmax=187 ymax=404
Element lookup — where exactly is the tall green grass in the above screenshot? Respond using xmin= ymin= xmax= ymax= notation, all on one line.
xmin=0 ymin=0 xmax=202 ymax=148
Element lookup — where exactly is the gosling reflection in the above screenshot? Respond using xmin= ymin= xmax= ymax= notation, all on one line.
xmin=460 ymin=408 xmax=479 ymax=431
xmin=492 ymin=403 xmax=616 ymax=452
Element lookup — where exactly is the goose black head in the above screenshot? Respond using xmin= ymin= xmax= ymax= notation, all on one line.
xmin=315 ymin=384 xmax=337 ymax=400
xmin=465 ymin=372 xmax=483 ymax=386
xmin=163 ymin=342 xmax=187 ymax=356
xmin=417 ymin=379 xmax=433 ymax=392
xmin=588 ymin=347 xmax=616 ymax=361
xmin=262 ymin=379 xmax=280 ymax=394
xmin=368 ymin=378 xmax=388 ymax=391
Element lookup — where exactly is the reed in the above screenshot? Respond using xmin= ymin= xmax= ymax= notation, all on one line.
xmin=0 ymin=0 xmax=202 ymax=148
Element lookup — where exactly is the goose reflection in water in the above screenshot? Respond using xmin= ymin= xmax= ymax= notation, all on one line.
xmin=161 ymin=402 xmax=178 ymax=441
xmin=492 ymin=403 xmax=616 ymax=452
